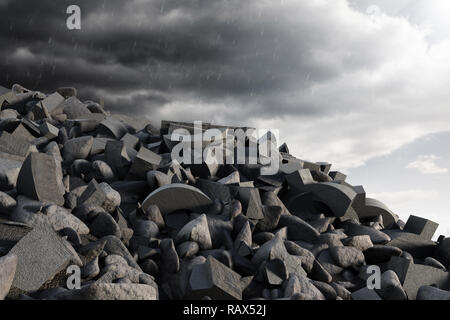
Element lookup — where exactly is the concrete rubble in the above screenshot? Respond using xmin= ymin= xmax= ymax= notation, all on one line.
xmin=0 ymin=84 xmax=449 ymax=300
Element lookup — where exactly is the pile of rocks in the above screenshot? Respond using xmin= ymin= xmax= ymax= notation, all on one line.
xmin=0 ymin=84 xmax=450 ymax=300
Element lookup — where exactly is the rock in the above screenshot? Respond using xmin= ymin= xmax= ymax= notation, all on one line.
xmin=143 ymin=204 xmax=165 ymax=229
xmin=177 ymin=241 xmax=200 ymax=259
xmin=356 ymin=198 xmax=398 ymax=228
xmin=58 ymin=283 xmax=158 ymax=300
xmin=142 ymin=184 xmax=213 ymax=215
xmin=0 ymin=191 xmax=17 ymax=215
xmin=385 ymin=256 xmax=450 ymax=299
xmin=129 ymin=147 xmax=162 ymax=178
xmin=351 ymin=287 xmax=382 ymax=300
xmin=424 ymin=257 xmax=446 ymax=270
xmin=277 ymin=215 xmax=320 ymax=242
xmin=328 ymin=246 xmax=364 ymax=268
xmin=188 ymin=256 xmax=242 ymax=300
xmin=63 ymin=136 xmax=94 ymax=163
xmin=39 ymin=121 xmax=59 ymax=140
xmin=81 ymin=256 xmax=100 ymax=280
xmin=175 ymin=214 xmax=212 ymax=250
xmin=89 ymin=211 xmax=122 ymax=238
xmin=0 ymin=131 xmax=35 ymax=159
xmin=43 ymin=205 xmax=90 ymax=235
xmin=404 ymin=215 xmax=439 ymax=240
xmin=343 ymin=222 xmax=391 ymax=244
xmin=343 ymin=235 xmax=373 ymax=251
xmin=385 ymin=230 xmax=436 ymax=259
xmin=16 ymin=153 xmax=65 ymax=206
xmin=9 ymin=223 xmax=81 ymax=293
xmin=0 ymin=254 xmax=17 ymax=299
xmin=417 ymin=286 xmax=450 ymax=300
xmin=376 ymin=270 xmax=407 ymax=300
xmin=160 ymin=238 xmax=180 ymax=273
xmin=364 ymin=245 xmax=402 ymax=264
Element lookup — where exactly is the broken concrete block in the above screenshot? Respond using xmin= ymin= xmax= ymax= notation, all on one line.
xmin=404 ymin=215 xmax=439 ymax=241
xmin=9 ymin=223 xmax=81 ymax=293
xmin=37 ymin=92 xmax=64 ymax=113
xmin=351 ymin=287 xmax=382 ymax=300
xmin=175 ymin=214 xmax=212 ymax=250
xmin=63 ymin=136 xmax=94 ymax=163
xmin=236 ymin=187 xmax=264 ymax=220
xmin=286 ymin=169 xmax=315 ymax=191
xmin=328 ymin=246 xmax=364 ymax=268
xmin=17 ymin=153 xmax=65 ymax=206
xmin=39 ymin=121 xmax=59 ymax=140
xmin=129 ymin=147 xmax=162 ymax=178
xmin=98 ymin=117 xmax=129 ymax=140
xmin=59 ymin=96 xmax=92 ymax=119
xmin=142 ymin=184 xmax=212 ymax=215
xmin=188 ymin=256 xmax=242 ymax=300
xmin=58 ymin=283 xmax=158 ymax=300
xmin=357 ymin=198 xmax=398 ymax=228
xmin=384 ymin=230 xmax=436 ymax=259
xmin=277 ymin=215 xmax=320 ymax=242
xmin=376 ymin=270 xmax=407 ymax=300
xmin=0 ymin=131 xmax=35 ymax=159
xmin=329 ymin=171 xmax=347 ymax=182
xmin=386 ymin=256 xmax=450 ymax=299
xmin=417 ymin=286 xmax=450 ymax=300
xmin=0 ymin=253 xmax=17 ymax=300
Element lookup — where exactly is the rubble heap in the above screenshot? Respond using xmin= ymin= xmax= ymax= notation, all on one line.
xmin=0 ymin=84 xmax=450 ymax=300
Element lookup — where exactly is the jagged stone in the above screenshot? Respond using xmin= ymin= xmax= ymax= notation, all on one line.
xmin=0 ymin=253 xmax=17 ymax=300
xmin=17 ymin=153 xmax=64 ymax=205
xmin=9 ymin=223 xmax=81 ymax=293
xmin=188 ymin=256 xmax=242 ymax=300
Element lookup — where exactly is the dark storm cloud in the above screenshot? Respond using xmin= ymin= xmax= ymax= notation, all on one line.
xmin=0 ymin=0 xmax=345 ymax=117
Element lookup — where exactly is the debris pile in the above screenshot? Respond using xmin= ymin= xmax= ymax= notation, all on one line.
xmin=0 ymin=84 xmax=449 ymax=300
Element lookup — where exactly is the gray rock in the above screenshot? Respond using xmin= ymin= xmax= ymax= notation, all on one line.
xmin=58 ymin=283 xmax=158 ymax=300
xmin=343 ymin=235 xmax=373 ymax=251
xmin=143 ymin=204 xmax=165 ymax=229
xmin=9 ymin=223 xmax=81 ymax=292
xmin=376 ymin=270 xmax=407 ymax=300
xmin=142 ymin=183 xmax=212 ymax=215
xmin=43 ymin=205 xmax=89 ymax=235
xmin=129 ymin=147 xmax=162 ymax=178
xmin=81 ymin=256 xmax=100 ymax=280
xmin=329 ymin=246 xmax=364 ymax=268
xmin=134 ymin=220 xmax=159 ymax=239
xmin=89 ymin=211 xmax=122 ymax=238
xmin=364 ymin=245 xmax=403 ymax=264
xmin=177 ymin=241 xmax=200 ymax=259
xmin=175 ymin=214 xmax=212 ymax=250
xmin=351 ymin=287 xmax=382 ymax=300
xmin=385 ymin=256 xmax=450 ymax=299
xmin=404 ymin=215 xmax=439 ymax=241
xmin=424 ymin=257 xmax=446 ymax=270
xmin=0 ymin=253 xmax=17 ymax=300
xmin=277 ymin=215 xmax=320 ymax=242
xmin=188 ymin=256 xmax=242 ymax=300
xmin=17 ymin=152 xmax=65 ymax=205
xmin=0 ymin=191 xmax=17 ymax=215
xmin=160 ymin=238 xmax=180 ymax=273
xmin=63 ymin=136 xmax=94 ymax=163
xmin=417 ymin=286 xmax=450 ymax=300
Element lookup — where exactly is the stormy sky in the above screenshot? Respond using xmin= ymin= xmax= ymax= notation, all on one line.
xmin=1 ymin=0 xmax=450 ymax=236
